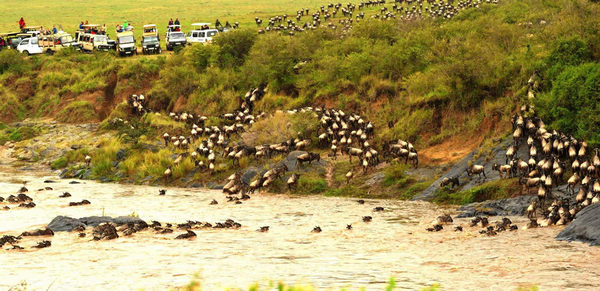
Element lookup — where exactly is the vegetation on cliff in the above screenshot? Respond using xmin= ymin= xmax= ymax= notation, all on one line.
xmin=1 ymin=0 xmax=599 ymax=199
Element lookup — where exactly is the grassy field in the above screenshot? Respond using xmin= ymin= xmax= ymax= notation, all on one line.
xmin=1 ymin=0 xmax=351 ymax=36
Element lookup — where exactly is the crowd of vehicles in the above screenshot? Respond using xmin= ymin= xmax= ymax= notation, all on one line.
xmin=1 ymin=21 xmax=222 ymax=57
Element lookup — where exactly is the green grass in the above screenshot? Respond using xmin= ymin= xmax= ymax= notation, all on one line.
xmin=56 ymin=100 xmax=98 ymax=123
xmin=0 ymin=124 xmax=41 ymax=144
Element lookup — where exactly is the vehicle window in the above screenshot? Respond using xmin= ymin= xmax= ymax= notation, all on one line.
xmin=21 ymin=39 xmax=29 ymax=45
xmin=170 ymin=32 xmax=185 ymax=40
xmin=207 ymin=31 xmax=217 ymax=37
xmin=199 ymin=32 xmax=206 ymax=37
xmin=119 ymin=35 xmax=134 ymax=43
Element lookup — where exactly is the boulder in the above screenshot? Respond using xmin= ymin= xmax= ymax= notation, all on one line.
xmin=241 ymin=166 xmax=260 ymax=185
xmin=556 ymin=203 xmax=600 ymax=246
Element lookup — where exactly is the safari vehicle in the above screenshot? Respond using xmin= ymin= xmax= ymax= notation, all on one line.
xmin=37 ymin=32 xmax=81 ymax=54
xmin=16 ymin=37 xmax=42 ymax=55
xmin=186 ymin=23 xmax=218 ymax=44
xmin=165 ymin=25 xmax=186 ymax=51
xmin=75 ymin=24 xmax=115 ymax=52
xmin=5 ymin=27 xmax=41 ymax=49
xmin=115 ymin=30 xmax=136 ymax=56
xmin=1 ymin=32 xmax=21 ymax=49
xmin=141 ymin=24 xmax=161 ymax=54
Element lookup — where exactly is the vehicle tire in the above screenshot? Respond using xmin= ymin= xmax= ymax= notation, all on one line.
xmin=24 ymin=51 xmax=30 ymax=56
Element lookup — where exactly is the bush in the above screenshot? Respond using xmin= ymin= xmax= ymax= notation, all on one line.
xmin=535 ymin=63 xmax=600 ymax=145
xmin=543 ymin=37 xmax=593 ymax=86
xmin=0 ymin=49 xmax=29 ymax=75
xmin=51 ymin=157 xmax=68 ymax=169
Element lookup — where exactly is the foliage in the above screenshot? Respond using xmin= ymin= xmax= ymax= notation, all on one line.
xmin=51 ymin=157 xmax=68 ymax=169
xmin=535 ymin=63 xmax=600 ymax=145
xmin=433 ymin=178 xmax=520 ymax=205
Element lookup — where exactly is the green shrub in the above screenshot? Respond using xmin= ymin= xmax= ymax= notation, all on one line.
xmin=51 ymin=157 xmax=68 ymax=169
xmin=535 ymin=63 xmax=600 ymax=145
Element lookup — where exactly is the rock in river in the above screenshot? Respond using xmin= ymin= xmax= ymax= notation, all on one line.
xmin=48 ymin=216 xmax=146 ymax=232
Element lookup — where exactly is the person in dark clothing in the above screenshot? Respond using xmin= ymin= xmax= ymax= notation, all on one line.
xmin=0 ymin=37 xmax=6 ymax=50
xmin=225 ymin=21 xmax=231 ymax=28
xmin=52 ymin=26 xmax=58 ymax=34
xmin=168 ymin=18 xmax=173 ymax=26
xmin=174 ymin=18 xmax=180 ymax=25
xmin=215 ymin=19 xmax=221 ymax=28
xmin=79 ymin=21 xmax=84 ymax=29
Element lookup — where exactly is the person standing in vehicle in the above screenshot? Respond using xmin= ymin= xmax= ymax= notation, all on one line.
xmin=0 ymin=37 xmax=6 ymax=50
xmin=123 ymin=21 xmax=128 ymax=31
xmin=174 ymin=18 xmax=180 ymax=25
xmin=18 ymin=17 xmax=26 ymax=29
xmin=215 ymin=19 xmax=221 ymax=28
xmin=168 ymin=18 xmax=173 ymax=26
xmin=52 ymin=26 xmax=58 ymax=34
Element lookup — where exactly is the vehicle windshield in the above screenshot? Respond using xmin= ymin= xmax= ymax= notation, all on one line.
xmin=60 ymin=35 xmax=74 ymax=43
xmin=170 ymin=32 xmax=185 ymax=40
xmin=143 ymin=36 xmax=159 ymax=43
xmin=118 ymin=35 xmax=134 ymax=43
xmin=94 ymin=35 xmax=107 ymax=43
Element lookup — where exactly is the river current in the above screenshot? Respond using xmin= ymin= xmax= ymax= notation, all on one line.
xmin=0 ymin=166 xmax=599 ymax=290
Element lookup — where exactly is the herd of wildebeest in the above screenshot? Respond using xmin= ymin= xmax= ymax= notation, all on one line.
xmin=127 ymin=85 xmax=419 ymax=196
xmin=255 ymin=0 xmax=500 ymax=35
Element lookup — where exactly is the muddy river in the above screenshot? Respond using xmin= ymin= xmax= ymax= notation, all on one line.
xmin=1 ymin=166 xmax=599 ymax=290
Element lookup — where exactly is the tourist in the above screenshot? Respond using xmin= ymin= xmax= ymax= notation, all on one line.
xmin=168 ymin=18 xmax=173 ymax=26
xmin=174 ymin=18 xmax=180 ymax=25
xmin=79 ymin=21 xmax=84 ymax=29
xmin=52 ymin=26 xmax=58 ymax=34
xmin=18 ymin=17 xmax=25 ymax=29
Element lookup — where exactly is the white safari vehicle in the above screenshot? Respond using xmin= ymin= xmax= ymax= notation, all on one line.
xmin=165 ymin=25 xmax=186 ymax=50
xmin=17 ymin=37 xmax=43 ymax=55
xmin=186 ymin=23 xmax=218 ymax=44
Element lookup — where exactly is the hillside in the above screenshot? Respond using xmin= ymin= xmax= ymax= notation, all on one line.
xmin=1 ymin=0 xmax=599 ymax=201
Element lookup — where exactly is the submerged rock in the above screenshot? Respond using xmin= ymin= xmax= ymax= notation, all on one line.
xmin=556 ymin=203 xmax=600 ymax=246
xmin=48 ymin=216 xmax=146 ymax=232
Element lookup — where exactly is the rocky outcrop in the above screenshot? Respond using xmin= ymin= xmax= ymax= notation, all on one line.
xmin=48 ymin=216 xmax=145 ymax=232
xmin=556 ymin=203 xmax=600 ymax=246
xmin=456 ymin=195 xmax=536 ymax=217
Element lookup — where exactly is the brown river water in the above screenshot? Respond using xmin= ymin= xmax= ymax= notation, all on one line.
xmin=1 ymin=166 xmax=599 ymax=290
